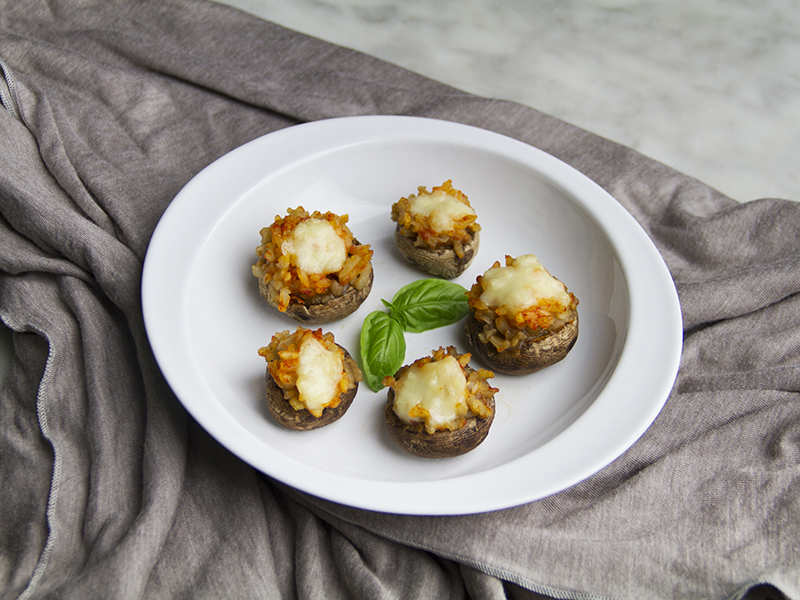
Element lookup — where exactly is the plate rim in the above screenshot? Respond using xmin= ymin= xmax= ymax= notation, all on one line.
xmin=142 ymin=115 xmax=682 ymax=515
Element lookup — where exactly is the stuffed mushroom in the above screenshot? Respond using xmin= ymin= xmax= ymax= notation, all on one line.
xmin=465 ymin=254 xmax=579 ymax=375
xmin=390 ymin=180 xmax=480 ymax=278
xmin=252 ymin=207 xmax=373 ymax=324
xmin=259 ymin=327 xmax=362 ymax=430
xmin=383 ymin=346 xmax=497 ymax=458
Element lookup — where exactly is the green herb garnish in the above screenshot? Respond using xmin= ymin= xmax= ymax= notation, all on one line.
xmin=360 ymin=311 xmax=406 ymax=393
xmin=360 ymin=279 xmax=470 ymax=391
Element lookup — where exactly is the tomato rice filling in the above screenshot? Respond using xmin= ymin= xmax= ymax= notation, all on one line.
xmin=391 ymin=180 xmax=480 ymax=259
xmin=383 ymin=346 xmax=496 ymax=434
xmin=259 ymin=327 xmax=362 ymax=417
xmin=252 ymin=207 xmax=373 ymax=312
xmin=466 ymin=256 xmax=579 ymax=353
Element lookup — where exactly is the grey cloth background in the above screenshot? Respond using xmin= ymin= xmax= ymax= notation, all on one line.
xmin=1 ymin=1 xmax=798 ymax=599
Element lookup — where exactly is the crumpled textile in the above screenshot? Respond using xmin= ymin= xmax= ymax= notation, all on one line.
xmin=0 ymin=1 xmax=798 ymax=599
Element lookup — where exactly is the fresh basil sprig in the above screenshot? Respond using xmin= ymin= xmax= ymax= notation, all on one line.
xmin=360 ymin=279 xmax=470 ymax=391
xmin=382 ymin=278 xmax=472 ymax=333
xmin=360 ymin=311 xmax=406 ymax=393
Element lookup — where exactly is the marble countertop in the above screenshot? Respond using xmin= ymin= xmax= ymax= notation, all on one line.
xmin=0 ymin=0 xmax=797 ymax=387
xmin=216 ymin=0 xmax=798 ymax=204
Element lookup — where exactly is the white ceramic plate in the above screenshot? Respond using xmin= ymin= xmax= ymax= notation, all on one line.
xmin=142 ymin=116 xmax=682 ymax=515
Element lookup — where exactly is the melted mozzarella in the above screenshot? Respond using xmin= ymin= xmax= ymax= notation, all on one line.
xmin=296 ymin=337 xmax=343 ymax=416
xmin=479 ymin=254 xmax=570 ymax=313
xmin=408 ymin=190 xmax=475 ymax=233
xmin=393 ymin=355 xmax=467 ymax=432
xmin=281 ymin=218 xmax=347 ymax=274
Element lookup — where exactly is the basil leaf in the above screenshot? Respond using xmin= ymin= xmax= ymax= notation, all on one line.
xmin=360 ymin=310 xmax=406 ymax=391
xmin=389 ymin=279 xmax=470 ymax=333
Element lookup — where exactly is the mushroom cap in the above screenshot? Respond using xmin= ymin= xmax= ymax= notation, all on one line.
xmin=384 ymin=366 xmax=495 ymax=458
xmin=465 ymin=310 xmax=579 ymax=376
xmin=394 ymin=226 xmax=479 ymax=279
xmin=259 ymin=264 xmax=373 ymax=325
xmin=264 ymin=345 xmax=358 ymax=430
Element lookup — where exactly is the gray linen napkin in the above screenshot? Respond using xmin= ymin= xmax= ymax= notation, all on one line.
xmin=1 ymin=1 xmax=798 ymax=599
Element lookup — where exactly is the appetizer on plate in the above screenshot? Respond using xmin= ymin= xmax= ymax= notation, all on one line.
xmin=390 ymin=180 xmax=480 ymax=278
xmin=465 ymin=254 xmax=579 ymax=375
xmin=259 ymin=327 xmax=362 ymax=430
xmin=252 ymin=207 xmax=373 ymax=324
xmin=383 ymin=346 xmax=497 ymax=458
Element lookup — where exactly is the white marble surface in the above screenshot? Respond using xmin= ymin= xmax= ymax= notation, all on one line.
xmin=214 ymin=0 xmax=799 ymax=204
xmin=0 ymin=1 xmax=797 ymax=387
